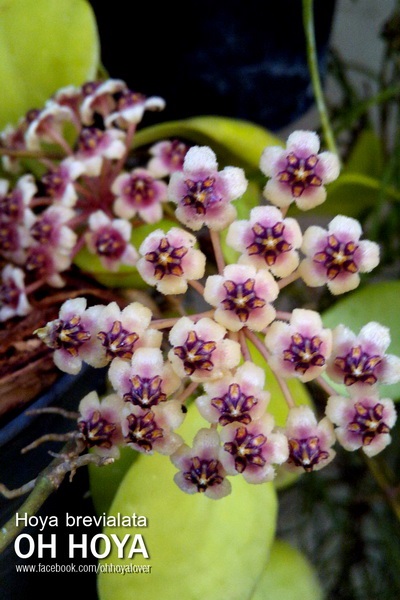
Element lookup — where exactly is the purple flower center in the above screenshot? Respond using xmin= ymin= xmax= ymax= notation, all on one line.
xmin=97 ymin=320 xmax=139 ymax=360
xmin=82 ymin=81 xmax=102 ymax=97
xmin=25 ymin=246 xmax=52 ymax=277
xmin=246 ymin=221 xmax=292 ymax=266
xmin=30 ymin=219 xmax=54 ymax=245
xmin=313 ymin=235 xmax=359 ymax=280
xmin=145 ymin=237 xmax=188 ymax=280
xmin=174 ymin=331 xmax=216 ymax=376
xmin=183 ymin=456 xmax=224 ymax=492
xmin=49 ymin=315 xmax=91 ymax=356
xmin=288 ymin=436 xmax=329 ymax=472
xmin=125 ymin=410 xmax=163 ymax=452
xmin=223 ymin=425 xmax=267 ymax=473
xmin=0 ymin=279 xmax=20 ymax=309
xmin=0 ymin=221 xmax=20 ymax=252
xmin=122 ymin=174 xmax=156 ymax=208
xmin=78 ymin=127 xmax=105 ymax=153
xmin=348 ymin=402 xmax=390 ymax=446
xmin=182 ymin=177 xmax=220 ymax=215
xmin=283 ymin=333 xmax=326 ymax=374
xmin=334 ymin=345 xmax=382 ymax=386
xmin=117 ymin=90 xmax=145 ymax=110
xmin=123 ymin=375 xmax=166 ymax=408
xmin=94 ymin=227 xmax=126 ymax=259
xmin=278 ymin=152 xmax=322 ymax=197
xmin=221 ymin=278 xmax=266 ymax=322
xmin=78 ymin=410 xmax=116 ymax=449
xmin=42 ymin=169 xmax=67 ymax=197
xmin=0 ymin=192 xmax=23 ymax=220
xmin=212 ymin=383 xmax=257 ymax=425
xmin=162 ymin=140 xmax=188 ymax=170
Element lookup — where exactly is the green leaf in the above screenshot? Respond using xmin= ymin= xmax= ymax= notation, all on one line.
xmin=250 ymin=539 xmax=324 ymax=600
xmin=97 ymin=439 xmax=278 ymax=600
xmin=322 ymin=281 xmax=400 ymax=400
xmin=133 ymin=115 xmax=283 ymax=179
xmin=0 ymin=0 xmax=100 ymax=129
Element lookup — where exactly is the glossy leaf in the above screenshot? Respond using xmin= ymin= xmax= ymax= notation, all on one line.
xmin=133 ymin=115 xmax=283 ymax=179
xmin=250 ymin=539 xmax=323 ymax=600
xmin=0 ymin=0 xmax=100 ymax=129
xmin=322 ymin=281 xmax=400 ymax=400
xmin=97 ymin=449 xmax=278 ymax=600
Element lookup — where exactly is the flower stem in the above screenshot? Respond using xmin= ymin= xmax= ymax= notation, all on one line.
xmin=302 ymin=0 xmax=340 ymax=160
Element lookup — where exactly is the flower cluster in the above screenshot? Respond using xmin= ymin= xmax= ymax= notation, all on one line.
xmin=1 ymin=78 xmax=398 ymax=499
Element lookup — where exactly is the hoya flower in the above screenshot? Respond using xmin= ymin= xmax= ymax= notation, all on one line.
xmin=326 ymin=322 xmax=400 ymax=388
xmin=265 ymin=308 xmax=332 ymax=382
xmin=283 ymin=405 xmax=336 ymax=472
xmin=168 ymin=145 xmax=247 ymax=231
xmin=196 ymin=361 xmax=271 ymax=426
xmin=84 ymin=301 xmax=161 ymax=369
xmin=52 ymin=84 xmax=83 ymax=117
xmin=299 ymin=215 xmax=380 ymax=295
xmin=75 ymin=127 xmax=126 ymax=177
xmin=136 ymin=227 xmax=206 ymax=294
xmin=147 ymin=139 xmax=190 ymax=177
xmin=219 ymin=415 xmax=289 ymax=483
xmin=203 ymin=263 xmax=279 ymax=332
xmin=171 ymin=427 xmax=231 ymax=499
xmin=0 ymin=265 xmax=31 ymax=321
xmin=226 ymin=206 xmax=302 ymax=278
xmin=35 ymin=297 xmax=103 ymax=374
xmin=41 ymin=158 xmax=85 ymax=207
xmin=25 ymin=101 xmax=76 ymax=151
xmin=0 ymin=174 xmax=37 ymax=222
xmin=105 ymin=90 xmax=166 ymax=129
xmin=168 ymin=316 xmax=241 ymax=382
xmin=0 ymin=217 xmax=31 ymax=265
xmin=111 ymin=167 xmax=168 ymax=222
xmin=0 ymin=122 xmax=27 ymax=173
xmin=121 ymin=401 xmax=184 ymax=455
xmin=85 ymin=210 xmax=138 ymax=272
xmin=108 ymin=347 xmax=181 ymax=409
xmin=259 ymin=130 xmax=340 ymax=210
xmin=78 ymin=391 xmax=124 ymax=458
xmin=326 ymin=392 xmax=397 ymax=457
xmin=28 ymin=206 xmax=77 ymax=254
xmin=24 ymin=243 xmax=73 ymax=288
xmin=79 ymin=78 xmax=127 ymax=125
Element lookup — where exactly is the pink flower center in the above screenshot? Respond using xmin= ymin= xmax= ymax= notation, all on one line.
xmin=334 ymin=345 xmax=382 ymax=386
xmin=30 ymin=219 xmax=54 ymax=245
xmin=145 ymin=237 xmax=188 ymax=280
xmin=183 ymin=456 xmax=224 ymax=492
xmin=313 ymin=235 xmax=359 ymax=280
xmin=247 ymin=221 xmax=292 ymax=266
xmin=211 ymin=383 xmax=257 ymax=425
xmin=278 ymin=152 xmax=322 ymax=197
xmin=42 ymin=169 xmax=67 ymax=197
xmin=283 ymin=333 xmax=326 ymax=374
xmin=221 ymin=278 xmax=266 ymax=322
xmin=123 ymin=375 xmax=166 ymax=408
xmin=174 ymin=331 xmax=216 ymax=376
xmin=0 ymin=192 xmax=23 ymax=220
xmin=348 ymin=402 xmax=390 ymax=446
xmin=78 ymin=127 xmax=105 ymax=153
xmin=223 ymin=425 xmax=267 ymax=473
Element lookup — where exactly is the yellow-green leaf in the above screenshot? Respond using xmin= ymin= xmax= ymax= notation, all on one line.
xmin=0 ymin=0 xmax=100 ymax=129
